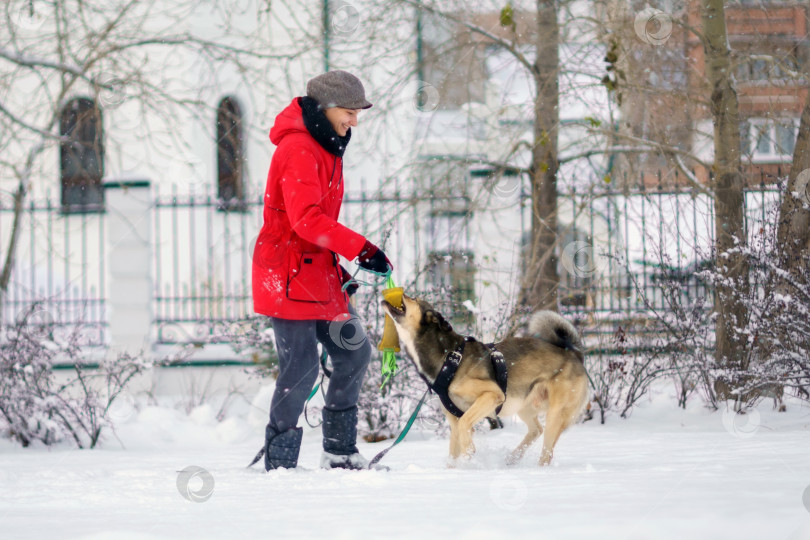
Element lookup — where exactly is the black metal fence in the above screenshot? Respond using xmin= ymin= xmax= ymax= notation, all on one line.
xmin=152 ymin=186 xmax=261 ymax=345
xmin=0 ymin=173 xmax=786 ymax=353
xmin=557 ymin=181 xmax=781 ymax=318
xmin=0 ymin=193 xmax=107 ymax=347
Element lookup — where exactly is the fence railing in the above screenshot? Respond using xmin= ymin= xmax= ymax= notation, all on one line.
xmin=0 ymin=193 xmax=107 ymax=347
xmin=556 ymin=181 xmax=782 ymax=327
xmin=0 ymin=172 xmax=788 ymax=355
xmin=152 ymin=187 xmax=261 ymax=345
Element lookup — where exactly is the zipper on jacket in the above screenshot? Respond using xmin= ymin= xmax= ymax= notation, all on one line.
xmin=329 ymin=156 xmax=337 ymax=188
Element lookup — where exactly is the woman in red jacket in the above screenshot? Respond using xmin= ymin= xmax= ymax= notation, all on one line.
xmin=253 ymin=70 xmax=391 ymax=471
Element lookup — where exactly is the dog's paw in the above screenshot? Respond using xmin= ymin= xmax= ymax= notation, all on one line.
xmin=506 ymin=451 xmax=522 ymax=466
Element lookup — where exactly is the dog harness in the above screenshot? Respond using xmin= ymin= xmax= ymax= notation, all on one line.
xmin=427 ymin=336 xmax=508 ymax=418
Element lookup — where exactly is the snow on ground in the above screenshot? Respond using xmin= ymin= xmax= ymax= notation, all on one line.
xmin=1 ymin=385 xmax=809 ymax=540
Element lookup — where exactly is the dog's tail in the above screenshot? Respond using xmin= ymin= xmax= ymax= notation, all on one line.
xmin=528 ymin=311 xmax=584 ymax=361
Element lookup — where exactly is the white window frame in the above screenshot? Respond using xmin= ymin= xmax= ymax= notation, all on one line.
xmin=741 ymin=118 xmax=798 ymax=163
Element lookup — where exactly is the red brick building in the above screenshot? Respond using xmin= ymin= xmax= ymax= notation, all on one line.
xmin=613 ymin=1 xmax=808 ymax=188
xmin=687 ymin=1 xmax=809 ymax=186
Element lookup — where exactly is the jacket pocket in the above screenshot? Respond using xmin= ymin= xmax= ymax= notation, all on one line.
xmin=286 ymin=251 xmax=334 ymax=303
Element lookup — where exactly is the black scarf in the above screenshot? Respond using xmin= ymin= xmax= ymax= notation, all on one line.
xmin=300 ymin=96 xmax=351 ymax=157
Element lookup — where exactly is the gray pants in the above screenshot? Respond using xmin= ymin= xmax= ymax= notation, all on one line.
xmin=268 ymin=306 xmax=371 ymax=433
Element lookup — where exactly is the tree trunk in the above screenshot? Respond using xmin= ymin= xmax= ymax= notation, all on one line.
xmin=775 ymin=89 xmax=810 ymax=277
xmin=527 ymin=0 xmax=560 ymax=312
xmin=764 ymin=87 xmax=810 ymax=382
xmin=0 ymin=181 xmax=26 ymax=297
xmin=701 ymin=0 xmax=749 ymax=400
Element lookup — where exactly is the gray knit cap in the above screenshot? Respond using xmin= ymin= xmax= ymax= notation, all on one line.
xmin=306 ymin=70 xmax=372 ymax=110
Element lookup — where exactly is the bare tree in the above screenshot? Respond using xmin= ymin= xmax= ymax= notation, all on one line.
xmin=700 ymin=0 xmax=749 ymax=400
xmin=775 ymin=89 xmax=810 ymax=284
xmin=0 ymin=0 xmax=310 ymax=315
xmin=390 ymin=0 xmax=608 ymax=315
xmin=527 ymin=0 xmax=562 ymax=311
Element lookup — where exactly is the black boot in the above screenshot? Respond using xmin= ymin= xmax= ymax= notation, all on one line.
xmin=320 ymin=405 xmax=371 ymax=470
xmin=264 ymin=425 xmax=303 ymax=471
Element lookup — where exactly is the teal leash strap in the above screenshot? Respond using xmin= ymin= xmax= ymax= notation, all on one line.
xmin=341 ymin=266 xmax=391 ymax=291
xmin=303 ymin=373 xmax=324 ymax=428
xmin=368 ymin=388 xmax=429 ymax=469
xmin=303 ymin=347 xmax=330 ymax=428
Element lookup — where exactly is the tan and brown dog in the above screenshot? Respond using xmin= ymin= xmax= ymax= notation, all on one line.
xmin=382 ymin=295 xmax=589 ymax=465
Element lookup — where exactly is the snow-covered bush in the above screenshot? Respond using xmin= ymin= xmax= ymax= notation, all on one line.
xmin=357 ymin=352 xmax=447 ymax=442
xmin=578 ymin=247 xmax=720 ymax=421
xmin=222 ymin=317 xmax=278 ymax=376
xmin=352 ymin=290 xmax=446 ymax=442
xmin=726 ymin=240 xmax=810 ymax=408
xmin=584 ymin=325 xmax=678 ymax=423
xmin=0 ymin=305 xmax=154 ymax=448
xmin=616 ymin=195 xmax=810 ymax=413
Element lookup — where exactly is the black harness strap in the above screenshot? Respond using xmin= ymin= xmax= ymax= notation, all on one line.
xmin=429 ymin=337 xmax=471 ymax=418
xmin=428 ymin=336 xmax=508 ymax=418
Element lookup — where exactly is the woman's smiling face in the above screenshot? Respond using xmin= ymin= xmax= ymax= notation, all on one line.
xmin=324 ymin=107 xmax=360 ymax=137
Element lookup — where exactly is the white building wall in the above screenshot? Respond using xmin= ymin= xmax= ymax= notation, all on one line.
xmin=3 ymin=0 xmax=617 ymax=353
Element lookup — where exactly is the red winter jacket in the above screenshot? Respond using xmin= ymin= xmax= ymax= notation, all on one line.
xmin=252 ymin=98 xmax=367 ymax=320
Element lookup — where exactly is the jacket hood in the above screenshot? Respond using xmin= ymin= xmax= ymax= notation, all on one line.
xmin=269 ymin=97 xmax=351 ymax=157
xmin=300 ymin=96 xmax=350 ymax=157
xmin=269 ymin=98 xmax=307 ymax=146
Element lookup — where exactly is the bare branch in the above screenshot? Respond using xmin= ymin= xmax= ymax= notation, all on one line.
xmin=0 ymin=47 xmax=89 ymax=79
xmin=0 ymin=100 xmax=65 ymax=141
xmin=673 ymin=154 xmax=712 ymax=197
xmin=397 ymin=0 xmax=536 ymax=74
xmin=102 ymin=35 xmax=299 ymax=61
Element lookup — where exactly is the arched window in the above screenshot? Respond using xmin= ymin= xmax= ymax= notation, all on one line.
xmin=60 ymin=97 xmax=104 ymax=212
xmin=216 ymin=97 xmax=244 ymax=205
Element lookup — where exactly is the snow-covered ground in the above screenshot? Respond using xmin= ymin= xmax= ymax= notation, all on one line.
xmin=2 ymin=386 xmax=809 ymax=540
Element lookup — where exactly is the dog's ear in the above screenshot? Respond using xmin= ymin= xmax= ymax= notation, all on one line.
xmin=435 ymin=312 xmax=453 ymax=333
xmin=423 ymin=310 xmax=437 ymax=325
xmin=424 ymin=310 xmax=453 ymax=333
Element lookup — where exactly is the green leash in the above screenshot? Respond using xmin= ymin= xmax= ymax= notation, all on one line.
xmin=342 ymin=268 xmax=398 ymax=388
xmin=379 ymin=273 xmax=398 ymax=388
xmin=368 ymin=388 xmax=429 ymax=469
xmin=303 ymin=347 xmax=330 ymax=428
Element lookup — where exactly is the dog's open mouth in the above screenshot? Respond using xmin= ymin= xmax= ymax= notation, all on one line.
xmin=381 ymin=299 xmax=405 ymax=318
